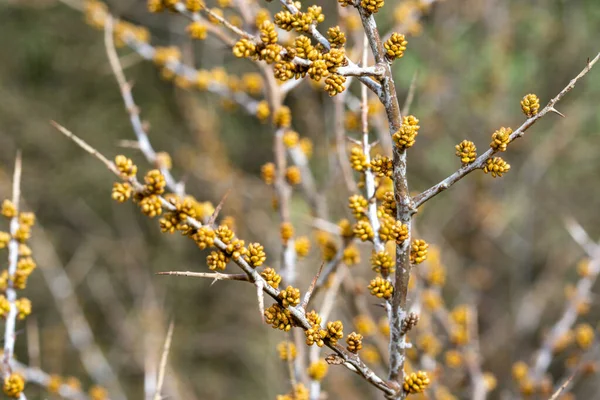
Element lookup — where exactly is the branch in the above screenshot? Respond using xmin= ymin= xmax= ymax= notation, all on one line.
xmin=153 ymin=320 xmax=174 ymax=400
xmin=413 ymin=52 xmax=600 ymax=208
xmin=104 ymin=16 xmax=185 ymax=197
xmin=9 ymin=360 xmax=91 ymax=400
xmin=52 ymin=122 xmax=397 ymax=397
xmin=356 ymin=5 xmax=412 ymax=393
xmin=3 ymin=153 xmax=22 ymax=379
xmin=156 ymin=271 xmax=249 ymax=282
xmin=277 ymin=0 xmax=383 ymax=98
xmin=531 ymin=219 xmax=600 ymax=381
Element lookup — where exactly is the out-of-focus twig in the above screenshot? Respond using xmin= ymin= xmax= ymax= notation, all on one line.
xmin=153 ymin=320 xmax=174 ymax=400
xmin=531 ymin=219 xmax=600 ymax=381
xmin=104 ymin=16 xmax=185 ymax=197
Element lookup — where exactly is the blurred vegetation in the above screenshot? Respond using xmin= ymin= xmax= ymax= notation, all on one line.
xmin=0 ymin=0 xmax=599 ymax=399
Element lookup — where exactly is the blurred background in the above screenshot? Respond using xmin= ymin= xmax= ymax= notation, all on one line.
xmin=0 ymin=0 xmax=599 ymax=399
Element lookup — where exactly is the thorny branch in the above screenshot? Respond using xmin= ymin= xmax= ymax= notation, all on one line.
xmin=104 ymin=16 xmax=185 ymax=197
xmin=52 ymin=122 xmax=398 ymax=397
xmin=413 ymin=52 xmax=600 ymax=208
xmin=356 ymin=6 xmax=413 ymax=394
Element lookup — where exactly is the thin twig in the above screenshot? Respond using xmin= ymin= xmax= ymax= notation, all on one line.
xmin=531 ymin=219 xmax=600 ymax=381
xmin=301 ymin=262 xmax=325 ymax=310
xmin=104 ymin=16 xmax=185 ymax=196
xmin=401 ymin=72 xmax=418 ymax=117
xmin=153 ymin=320 xmax=175 ymax=400
xmin=156 ymin=271 xmax=249 ymax=282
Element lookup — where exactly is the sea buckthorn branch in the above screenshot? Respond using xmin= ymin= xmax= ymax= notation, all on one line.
xmin=309 ymin=264 xmax=346 ymax=400
xmin=8 ymin=360 xmax=91 ymax=400
xmin=288 ymin=144 xmax=326 ymax=219
xmin=52 ymin=123 xmax=397 ymax=397
xmin=337 ymin=64 xmax=386 ymax=77
xmin=104 ymin=16 xmax=185 ymax=197
xmin=341 ymin=272 xmax=390 ymax=366
xmin=2 ymin=153 xmax=27 ymax=400
xmin=355 ymin=2 xmax=415 ymax=391
xmin=359 ymin=41 xmax=384 ymax=254
xmin=156 ymin=271 xmax=250 ymax=281
xmin=174 ymin=0 xmax=383 ymax=84
xmin=531 ymin=219 xmax=600 ymax=381
xmin=334 ymin=94 xmax=359 ymax=193
xmin=412 ymin=52 xmax=600 ymax=209
xmin=123 ymin=36 xmax=259 ymax=114
xmin=172 ymin=2 xmax=252 ymax=40
xmin=277 ymin=0 xmax=383 ymax=98
xmin=464 ymin=306 xmax=488 ymax=400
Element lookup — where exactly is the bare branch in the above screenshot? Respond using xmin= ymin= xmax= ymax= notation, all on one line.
xmin=104 ymin=16 xmax=185 ymax=196
xmin=153 ymin=320 xmax=175 ymax=400
xmin=156 ymin=271 xmax=249 ymax=282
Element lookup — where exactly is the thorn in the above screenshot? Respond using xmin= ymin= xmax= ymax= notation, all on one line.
xmin=549 ymin=107 xmax=566 ymax=118
xmin=346 ymin=137 xmax=362 ymax=145
xmin=208 ymin=189 xmax=231 ymax=226
xmin=301 ymin=261 xmax=325 ymax=310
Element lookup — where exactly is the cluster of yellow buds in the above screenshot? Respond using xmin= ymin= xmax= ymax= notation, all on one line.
xmin=521 ymin=94 xmax=540 ymax=118
xmin=370 ymin=155 xmax=393 ymax=178
xmin=326 ymin=320 xmax=344 ymax=345
xmin=265 ymin=303 xmax=294 ymax=331
xmin=327 ymin=26 xmax=347 ymax=48
xmin=483 ymin=157 xmax=510 ymax=178
xmin=346 ymin=332 xmax=364 ymax=353
xmin=187 ymin=21 xmax=207 ymax=40
xmin=455 ymin=140 xmax=477 ymax=165
xmin=403 ymin=371 xmax=430 ymax=394
xmin=349 ymin=146 xmax=368 ymax=172
xmin=294 ymin=236 xmax=311 ymax=259
xmin=285 ymin=166 xmax=302 ymax=185
xmin=307 ymin=359 xmax=329 ymax=381
xmin=278 ymin=285 xmax=301 ymax=307
xmin=348 ymin=194 xmax=368 ymax=219
xmin=410 ymin=239 xmax=429 ymax=264
xmin=342 ymin=245 xmax=361 ymax=266
xmin=277 ymin=341 xmax=297 ymax=361
xmin=261 ymin=267 xmax=282 ymax=289
xmin=384 ymin=33 xmax=408 ymax=61
xmin=371 ymin=250 xmax=394 ymax=274
xmin=393 ymin=115 xmax=420 ymax=150
xmin=276 ymin=383 xmax=309 ymax=400
xmin=1 ymin=200 xmax=37 ymax=293
xmin=353 ymin=220 xmax=375 ymax=241
xmin=368 ymin=276 xmax=394 ymax=299
xmin=378 ymin=213 xmax=409 ymax=244
xmin=361 ymin=0 xmax=385 ymax=15
xmin=490 ymin=127 xmax=512 ymax=152
xmin=305 ymin=310 xmax=327 ymax=346
xmin=381 ymin=191 xmax=397 ymax=217
xmin=3 ymin=373 xmax=25 ymax=398
xmin=449 ymin=304 xmax=470 ymax=345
